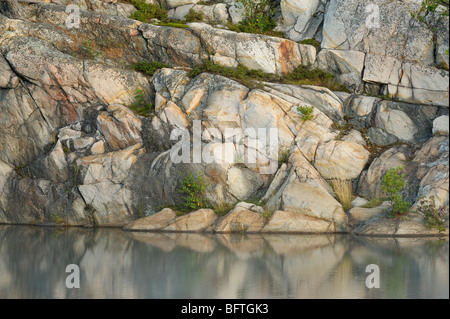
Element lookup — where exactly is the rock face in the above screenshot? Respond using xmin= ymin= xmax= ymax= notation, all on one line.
xmin=0 ymin=1 xmax=448 ymax=236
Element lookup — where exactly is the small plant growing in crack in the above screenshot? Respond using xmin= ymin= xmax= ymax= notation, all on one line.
xmin=297 ymin=105 xmax=315 ymax=122
xmin=382 ymin=165 xmax=411 ymax=217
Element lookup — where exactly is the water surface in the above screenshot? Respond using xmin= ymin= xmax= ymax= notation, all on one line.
xmin=0 ymin=226 xmax=448 ymax=299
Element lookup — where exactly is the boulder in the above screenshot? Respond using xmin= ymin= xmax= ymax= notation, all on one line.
xmin=314 ymin=140 xmax=370 ymax=180
xmin=358 ymin=146 xmax=409 ymax=200
xmin=214 ymin=204 xmax=265 ymax=233
xmin=265 ymin=150 xmax=348 ymax=231
xmin=413 ymin=137 xmax=449 ymax=209
xmin=163 ymin=209 xmax=217 ymax=232
xmin=348 ymin=202 xmax=390 ymax=224
xmin=124 ymin=208 xmax=177 ymax=231
xmin=226 ymin=166 xmax=264 ymax=201
xmin=433 ymin=116 xmax=449 ymax=136
xmin=263 ymin=210 xmax=334 ymax=233
xmin=350 ymin=196 xmax=369 ymax=208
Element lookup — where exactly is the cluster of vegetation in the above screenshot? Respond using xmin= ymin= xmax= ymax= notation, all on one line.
xmin=228 ymin=0 xmax=278 ymax=35
xmin=180 ymin=172 xmax=209 ymax=210
xmin=261 ymin=210 xmax=273 ymax=223
xmin=297 ymin=105 xmax=315 ymax=122
xmin=362 ymin=198 xmax=385 ymax=209
xmin=129 ymin=89 xmax=154 ymax=117
xmin=418 ymin=196 xmax=448 ymax=232
xmin=382 ymin=166 xmax=411 ymax=217
xmin=133 ymin=61 xmax=168 ymax=76
xmin=299 ymin=39 xmax=322 ymax=52
xmin=50 ymin=213 xmax=66 ymax=226
xmin=278 ymin=147 xmax=290 ymax=166
xmin=185 ymin=8 xmax=204 ymax=22
xmin=410 ymin=0 xmax=449 ymax=69
xmin=82 ymin=39 xmax=102 ymax=60
xmin=410 ymin=0 xmax=449 ymax=21
xmin=129 ymin=0 xmax=168 ymax=23
xmin=330 ymin=179 xmax=354 ymax=212
xmin=128 ymin=1 xmax=201 ymax=28
xmin=188 ymin=60 xmax=348 ymax=91
xmin=155 ymin=21 xmax=190 ymax=28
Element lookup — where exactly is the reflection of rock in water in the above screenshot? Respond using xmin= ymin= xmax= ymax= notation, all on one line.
xmin=0 ymin=226 xmax=448 ymax=298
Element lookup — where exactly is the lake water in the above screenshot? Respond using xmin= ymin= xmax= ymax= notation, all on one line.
xmin=0 ymin=226 xmax=448 ymax=299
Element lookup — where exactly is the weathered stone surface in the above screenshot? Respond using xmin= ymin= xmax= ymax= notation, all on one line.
xmin=363 ymin=54 xmax=449 ymax=107
xmin=163 ymin=209 xmax=217 ymax=232
xmin=353 ymin=216 xmax=398 ymax=236
xmin=0 ymin=1 xmax=448 ymax=235
xmin=374 ymin=105 xmax=418 ymax=143
xmin=214 ymin=205 xmax=264 ymax=233
xmin=76 ymin=144 xmax=144 ymax=185
xmin=169 ymin=3 xmax=230 ymax=24
xmin=265 ymin=83 xmax=345 ymax=123
xmin=351 ymin=196 xmax=369 ymax=208
xmin=354 ymin=212 xmax=449 ymax=236
xmin=314 ymin=140 xmax=370 ymax=180
xmin=0 ymin=55 xmax=19 ymax=88
xmin=345 ymin=95 xmax=380 ymax=118
xmin=97 ymin=105 xmax=143 ymax=151
xmin=123 ymin=208 xmax=177 ymax=231
xmin=413 ymin=137 xmax=449 ymax=209
xmin=367 ymin=127 xmax=398 ymax=146
xmin=280 ymin=0 xmax=326 ymax=41
xmin=226 ymin=166 xmax=264 ymax=201
xmin=323 ymin=0 xmax=435 ymax=65
xmin=166 ymin=0 xmax=202 ymax=9
xmin=358 ymin=146 xmax=409 ymax=200
xmin=265 ymin=150 xmax=348 ymax=231
xmin=348 ymin=202 xmax=390 ymax=224
xmin=317 ymin=49 xmax=365 ymax=92
xmin=41 ymin=140 xmax=69 ymax=183
xmin=342 ymin=129 xmax=366 ymax=145
xmin=263 ymin=210 xmax=334 ymax=233
xmin=433 ymin=116 xmax=449 ymax=136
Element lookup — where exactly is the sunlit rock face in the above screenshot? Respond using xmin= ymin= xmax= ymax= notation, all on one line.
xmin=0 ymin=1 xmax=448 ymax=234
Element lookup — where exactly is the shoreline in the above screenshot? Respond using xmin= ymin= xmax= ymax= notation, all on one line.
xmin=1 ymin=223 xmax=448 ymax=238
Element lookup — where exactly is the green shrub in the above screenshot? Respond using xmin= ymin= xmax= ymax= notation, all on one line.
xmin=50 ymin=213 xmax=66 ymax=225
xmin=156 ymin=21 xmax=190 ymax=28
xmin=279 ymin=147 xmax=290 ymax=166
xmin=180 ymin=172 xmax=209 ymax=210
xmin=82 ymin=39 xmax=101 ymax=60
xmin=362 ymin=198 xmax=385 ymax=209
xmin=188 ymin=60 xmax=348 ymax=92
xmin=261 ymin=210 xmax=273 ymax=223
xmin=133 ymin=61 xmax=168 ymax=76
xmin=129 ymin=0 xmax=167 ymax=23
xmin=130 ymin=89 xmax=154 ymax=117
xmin=185 ymin=8 xmax=204 ymax=22
xmin=297 ymin=105 xmax=315 ymax=121
xmin=283 ymin=65 xmax=349 ymax=91
xmin=299 ymin=38 xmax=321 ymax=52
xmin=411 ymin=0 xmax=449 ymax=21
xmin=418 ymin=196 xmax=447 ymax=232
xmin=382 ymin=166 xmax=411 ymax=216
xmin=235 ymin=0 xmax=277 ymax=34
